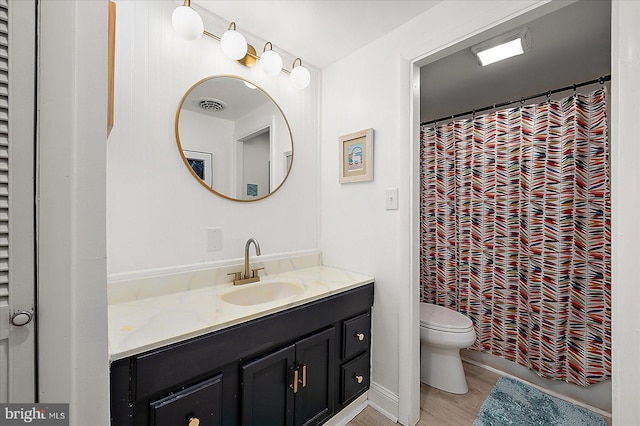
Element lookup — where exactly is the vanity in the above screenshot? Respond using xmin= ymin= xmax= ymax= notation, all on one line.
xmin=109 ymin=264 xmax=374 ymax=426
xmin=108 ymin=71 xmax=367 ymax=424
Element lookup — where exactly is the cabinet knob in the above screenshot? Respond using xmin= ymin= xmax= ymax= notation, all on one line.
xmin=354 ymin=374 xmax=363 ymax=384
xmin=188 ymin=418 xmax=200 ymax=426
xmin=355 ymin=332 xmax=365 ymax=341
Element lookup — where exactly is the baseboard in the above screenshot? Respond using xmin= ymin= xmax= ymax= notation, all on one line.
xmin=368 ymin=381 xmax=399 ymax=423
xmin=323 ymin=393 xmax=368 ymax=426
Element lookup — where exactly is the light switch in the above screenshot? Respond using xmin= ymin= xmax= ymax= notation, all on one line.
xmin=207 ymin=227 xmax=223 ymax=251
xmin=386 ymin=188 xmax=399 ymax=210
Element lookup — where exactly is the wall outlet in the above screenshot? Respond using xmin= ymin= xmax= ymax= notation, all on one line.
xmin=386 ymin=188 xmax=399 ymax=210
xmin=207 ymin=227 xmax=223 ymax=251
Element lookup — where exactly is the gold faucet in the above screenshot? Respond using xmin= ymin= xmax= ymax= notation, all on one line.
xmin=228 ymin=238 xmax=264 ymax=285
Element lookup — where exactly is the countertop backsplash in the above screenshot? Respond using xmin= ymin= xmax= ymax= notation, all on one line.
xmin=107 ymin=250 xmax=322 ymax=305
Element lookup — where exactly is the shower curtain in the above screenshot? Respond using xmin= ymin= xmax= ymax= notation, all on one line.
xmin=419 ymin=88 xmax=610 ymax=386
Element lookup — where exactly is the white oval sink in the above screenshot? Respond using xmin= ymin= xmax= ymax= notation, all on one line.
xmin=220 ymin=281 xmax=305 ymax=306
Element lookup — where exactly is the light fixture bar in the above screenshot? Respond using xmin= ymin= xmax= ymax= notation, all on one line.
xmin=203 ymin=30 xmax=293 ymax=75
xmin=172 ymin=6 xmax=310 ymax=88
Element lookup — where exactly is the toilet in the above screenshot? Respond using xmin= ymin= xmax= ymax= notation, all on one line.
xmin=420 ymin=302 xmax=476 ymax=394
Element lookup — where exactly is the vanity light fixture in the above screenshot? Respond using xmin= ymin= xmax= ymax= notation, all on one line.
xmin=170 ymin=4 xmax=311 ymax=89
xmin=171 ymin=0 xmax=204 ymax=41
xmin=471 ymin=27 xmax=531 ymax=66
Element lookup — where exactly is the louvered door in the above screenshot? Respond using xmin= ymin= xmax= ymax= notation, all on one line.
xmin=0 ymin=0 xmax=36 ymax=402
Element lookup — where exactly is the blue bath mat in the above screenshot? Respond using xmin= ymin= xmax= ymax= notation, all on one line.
xmin=473 ymin=376 xmax=606 ymax=426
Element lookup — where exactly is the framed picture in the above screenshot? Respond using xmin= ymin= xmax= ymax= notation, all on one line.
xmin=183 ymin=150 xmax=213 ymax=188
xmin=246 ymin=183 xmax=258 ymax=197
xmin=339 ymin=128 xmax=373 ymax=183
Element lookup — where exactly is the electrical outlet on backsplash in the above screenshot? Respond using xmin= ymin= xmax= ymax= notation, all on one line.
xmin=107 ymin=250 xmax=322 ymax=305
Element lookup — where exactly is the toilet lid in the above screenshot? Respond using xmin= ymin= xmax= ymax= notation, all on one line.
xmin=420 ymin=303 xmax=473 ymax=331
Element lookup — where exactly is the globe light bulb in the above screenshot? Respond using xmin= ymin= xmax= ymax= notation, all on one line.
xmin=171 ymin=5 xmax=204 ymax=41
xmin=290 ymin=60 xmax=311 ymax=89
xmin=260 ymin=49 xmax=283 ymax=76
xmin=221 ymin=27 xmax=248 ymax=61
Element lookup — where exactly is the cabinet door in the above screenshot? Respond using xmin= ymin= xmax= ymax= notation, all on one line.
xmin=294 ymin=328 xmax=335 ymax=426
xmin=241 ymin=344 xmax=296 ymax=426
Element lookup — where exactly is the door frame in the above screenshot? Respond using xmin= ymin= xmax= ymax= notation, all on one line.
xmin=402 ymin=1 xmax=604 ymax=424
xmin=405 ymin=0 xmax=640 ymax=424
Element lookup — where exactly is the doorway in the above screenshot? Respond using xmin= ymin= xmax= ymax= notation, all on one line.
xmin=406 ymin=0 xmax=625 ymax=424
xmin=237 ymin=127 xmax=271 ymax=200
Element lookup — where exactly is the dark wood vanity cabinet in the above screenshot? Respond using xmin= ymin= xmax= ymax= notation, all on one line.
xmin=110 ymin=282 xmax=373 ymax=426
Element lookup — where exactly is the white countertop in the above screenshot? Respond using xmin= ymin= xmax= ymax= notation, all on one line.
xmin=108 ymin=266 xmax=374 ymax=361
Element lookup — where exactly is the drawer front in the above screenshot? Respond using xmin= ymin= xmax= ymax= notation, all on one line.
xmin=149 ymin=374 xmax=222 ymax=426
xmin=342 ymin=312 xmax=370 ymax=360
xmin=340 ymin=351 xmax=370 ymax=404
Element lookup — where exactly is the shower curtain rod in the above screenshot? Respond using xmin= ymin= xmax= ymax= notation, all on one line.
xmin=420 ymin=74 xmax=611 ymax=127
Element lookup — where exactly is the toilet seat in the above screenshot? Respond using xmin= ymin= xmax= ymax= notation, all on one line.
xmin=420 ymin=302 xmax=473 ymax=333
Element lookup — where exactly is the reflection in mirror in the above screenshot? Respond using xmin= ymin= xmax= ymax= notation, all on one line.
xmin=176 ymin=75 xmax=293 ymax=201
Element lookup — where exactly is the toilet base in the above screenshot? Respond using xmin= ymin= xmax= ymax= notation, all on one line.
xmin=420 ymin=343 xmax=469 ymax=394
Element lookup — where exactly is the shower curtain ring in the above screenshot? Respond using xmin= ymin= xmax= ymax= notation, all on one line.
xmin=520 ymin=97 xmax=525 ymax=105
xmin=599 ymin=77 xmax=605 ymax=87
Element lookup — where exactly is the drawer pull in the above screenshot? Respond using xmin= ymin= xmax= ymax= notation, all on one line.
xmin=290 ymin=367 xmax=299 ymax=393
xmin=354 ymin=374 xmax=363 ymax=384
xmin=355 ymin=333 xmax=365 ymax=341
xmin=188 ymin=418 xmax=200 ymax=426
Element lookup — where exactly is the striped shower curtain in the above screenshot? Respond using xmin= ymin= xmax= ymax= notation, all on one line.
xmin=419 ymin=89 xmax=611 ymax=386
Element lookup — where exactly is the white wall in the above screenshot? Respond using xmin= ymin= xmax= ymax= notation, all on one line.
xmin=610 ymin=1 xmax=640 ymax=423
xmin=320 ymin=1 xmax=627 ymax=424
xmin=179 ymin=110 xmax=234 ymax=194
xmin=108 ymin=0 xmax=320 ymax=275
xmin=38 ymin=1 xmax=109 ymax=424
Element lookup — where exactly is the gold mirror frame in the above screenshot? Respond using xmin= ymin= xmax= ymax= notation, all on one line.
xmin=175 ymin=75 xmax=294 ymax=202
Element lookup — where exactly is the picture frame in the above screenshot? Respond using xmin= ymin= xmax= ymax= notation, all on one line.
xmin=183 ymin=150 xmax=213 ymax=188
xmin=339 ymin=128 xmax=373 ymax=183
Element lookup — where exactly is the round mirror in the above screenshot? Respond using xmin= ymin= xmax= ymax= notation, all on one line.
xmin=175 ymin=75 xmax=293 ymax=201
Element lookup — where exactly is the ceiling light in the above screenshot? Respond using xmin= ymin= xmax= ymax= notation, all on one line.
xmin=220 ymin=22 xmax=248 ymax=61
xmin=260 ymin=42 xmax=283 ymax=77
xmin=290 ymin=58 xmax=311 ymax=90
xmin=171 ymin=0 xmax=204 ymax=41
xmin=471 ymin=27 xmax=531 ymax=66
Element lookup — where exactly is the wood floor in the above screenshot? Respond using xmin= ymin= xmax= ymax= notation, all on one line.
xmin=347 ymin=362 xmax=499 ymax=426
xmin=346 ymin=362 xmax=611 ymax=426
